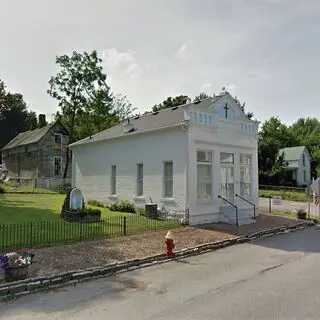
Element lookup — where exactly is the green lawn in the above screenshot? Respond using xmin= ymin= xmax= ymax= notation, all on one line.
xmin=0 ymin=194 xmax=181 ymax=250
xmin=259 ymin=189 xmax=308 ymax=202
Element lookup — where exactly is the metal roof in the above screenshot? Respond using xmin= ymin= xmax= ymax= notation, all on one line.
xmin=1 ymin=123 xmax=55 ymax=151
xmin=69 ymin=97 xmax=219 ymax=148
xmin=279 ymin=146 xmax=307 ymax=161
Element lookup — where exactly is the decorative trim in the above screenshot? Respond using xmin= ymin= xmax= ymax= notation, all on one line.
xmin=0 ymin=221 xmax=313 ymax=301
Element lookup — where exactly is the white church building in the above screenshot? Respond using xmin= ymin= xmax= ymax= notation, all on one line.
xmin=69 ymin=90 xmax=260 ymax=226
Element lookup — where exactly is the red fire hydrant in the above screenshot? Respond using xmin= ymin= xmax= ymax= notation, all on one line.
xmin=165 ymin=231 xmax=175 ymax=257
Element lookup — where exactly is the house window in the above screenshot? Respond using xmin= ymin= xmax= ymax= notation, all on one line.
xmin=163 ymin=161 xmax=173 ymax=198
xmin=137 ymin=163 xmax=143 ymax=196
xmin=111 ymin=165 xmax=116 ymax=195
xmin=240 ymin=154 xmax=252 ymax=197
xmin=54 ymin=133 xmax=62 ymax=149
xmin=303 ymin=154 xmax=305 ymax=166
xmin=54 ymin=156 xmax=62 ymax=176
xmin=304 ymin=170 xmax=306 ymax=182
xmin=197 ymin=150 xmax=212 ymax=200
xmin=220 ymin=152 xmax=234 ymax=199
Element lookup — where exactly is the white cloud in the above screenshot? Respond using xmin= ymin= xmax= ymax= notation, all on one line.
xmin=102 ymin=48 xmax=142 ymax=80
xmin=223 ymin=84 xmax=239 ymax=92
xmin=177 ymin=43 xmax=187 ymax=60
xmin=145 ymin=61 xmax=160 ymax=69
xmin=200 ymin=83 xmax=212 ymax=93
xmin=102 ymin=48 xmax=136 ymax=70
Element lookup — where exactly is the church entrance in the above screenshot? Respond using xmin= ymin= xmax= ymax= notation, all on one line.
xmin=220 ymin=152 xmax=235 ymax=202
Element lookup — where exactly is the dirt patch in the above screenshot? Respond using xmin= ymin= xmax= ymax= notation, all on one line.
xmin=1 ymin=214 xmax=304 ymax=281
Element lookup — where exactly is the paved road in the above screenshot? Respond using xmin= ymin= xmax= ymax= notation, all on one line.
xmin=2 ymin=227 xmax=320 ymax=320
xmin=259 ymin=197 xmax=320 ymax=216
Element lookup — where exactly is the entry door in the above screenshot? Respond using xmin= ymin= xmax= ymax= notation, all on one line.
xmin=220 ymin=166 xmax=235 ymax=200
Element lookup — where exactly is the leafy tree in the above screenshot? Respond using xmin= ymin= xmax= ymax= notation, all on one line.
xmin=0 ymin=80 xmax=37 ymax=152
xmin=48 ymin=50 xmax=135 ymax=178
xmin=193 ymin=92 xmax=211 ymax=102
xmin=152 ymin=95 xmax=189 ymax=112
xmin=258 ymin=117 xmax=297 ymax=184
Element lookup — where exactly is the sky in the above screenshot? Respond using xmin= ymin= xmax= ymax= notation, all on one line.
xmin=0 ymin=0 xmax=319 ymax=125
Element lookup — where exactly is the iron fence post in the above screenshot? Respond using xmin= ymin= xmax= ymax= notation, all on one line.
xmin=123 ymin=217 xmax=127 ymax=236
xmin=269 ymin=195 xmax=272 ymax=214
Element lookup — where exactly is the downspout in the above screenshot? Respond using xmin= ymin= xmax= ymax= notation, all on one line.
xmin=181 ymin=121 xmax=190 ymax=224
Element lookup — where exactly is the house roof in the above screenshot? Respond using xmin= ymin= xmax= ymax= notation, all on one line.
xmin=278 ymin=146 xmax=307 ymax=161
xmin=69 ymin=91 xmax=258 ymax=148
xmin=70 ymin=92 xmax=248 ymax=148
xmin=1 ymin=122 xmax=59 ymax=151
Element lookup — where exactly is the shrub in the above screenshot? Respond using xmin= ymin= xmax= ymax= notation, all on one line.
xmin=0 ymin=184 xmax=6 ymax=194
xmin=87 ymin=199 xmax=105 ymax=208
xmin=136 ymin=207 xmax=146 ymax=216
xmin=108 ymin=200 xmax=136 ymax=213
xmin=55 ymin=183 xmax=72 ymax=194
xmin=82 ymin=207 xmax=102 ymax=216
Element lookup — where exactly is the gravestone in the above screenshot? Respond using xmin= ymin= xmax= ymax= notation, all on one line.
xmin=61 ymin=187 xmax=84 ymax=219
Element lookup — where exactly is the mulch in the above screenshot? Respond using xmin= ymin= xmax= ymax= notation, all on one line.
xmin=0 ymin=214 xmax=303 ymax=281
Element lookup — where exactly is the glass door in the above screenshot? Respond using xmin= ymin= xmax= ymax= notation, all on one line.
xmin=220 ymin=153 xmax=235 ymax=201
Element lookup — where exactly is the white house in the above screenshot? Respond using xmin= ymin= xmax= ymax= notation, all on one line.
xmin=279 ymin=146 xmax=311 ymax=186
xmin=69 ymin=90 xmax=260 ymax=226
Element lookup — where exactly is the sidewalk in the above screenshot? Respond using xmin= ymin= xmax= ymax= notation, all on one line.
xmin=0 ymin=214 xmax=303 ymax=284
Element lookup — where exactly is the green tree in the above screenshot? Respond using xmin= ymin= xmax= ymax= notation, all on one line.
xmin=258 ymin=117 xmax=297 ymax=184
xmin=193 ymin=92 xmax=211 ymax=102
xmin=47 ymin=50 xmax=135 ymax=178
xmin=288 ymin=117 xmax=320 ymax=173
xmin=152 ymin=95 xmax=190 ymax=112
xmin=0 ymin=80 xmax=37 ymax=152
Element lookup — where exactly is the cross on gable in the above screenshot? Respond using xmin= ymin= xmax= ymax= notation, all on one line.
xmin=224 ymin=103 xmax=230 ymax=118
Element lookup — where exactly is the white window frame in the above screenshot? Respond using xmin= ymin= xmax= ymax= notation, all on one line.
xmin=197 ymin=150 xmax=213 ymax=201
xmin=111 ymin=165 xmax=117 ymax=195
xmin=136 ymin=163 xmax=143 ymax=197
xmin=220 ymin=152 xmax=235 ymax=199
xmin=240 ymin=154 xmax=252 ymax=197
xmin=163 ymin=161 xmax=173 ymax=198
xmin=302 ymin=154 xmax=306 ymax=167
xmin=53 ymin=156 xmax=62 ymax=176
xmin=54 ymin=133 xmax=62 ymax=149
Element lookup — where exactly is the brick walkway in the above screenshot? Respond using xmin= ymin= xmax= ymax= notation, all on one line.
xmin=0 ymin=214 xmax=302 ymax=282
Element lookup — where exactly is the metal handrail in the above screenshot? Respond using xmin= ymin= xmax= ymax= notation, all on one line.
xmin=235 ymin=194 xmax=256 ymax=219
xmin=218 ymin=195 xmax=239 ymax=226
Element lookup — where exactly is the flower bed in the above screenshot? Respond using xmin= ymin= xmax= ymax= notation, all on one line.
xmin=62 ymin=208 xmax=102 ymax=222
xmin=0 ymin=249 xmax=34 ymax=282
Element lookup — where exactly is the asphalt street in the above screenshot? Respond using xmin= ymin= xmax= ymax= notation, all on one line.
xmin=2 ymin=227 xmax=320 ymax=320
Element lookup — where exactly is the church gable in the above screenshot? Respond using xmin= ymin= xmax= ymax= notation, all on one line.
xmin=186 ymin=91 xmax=258 ymax=135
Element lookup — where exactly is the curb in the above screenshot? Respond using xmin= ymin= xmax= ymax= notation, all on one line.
xmin=0 ymin=221 xmax=313 ymax=301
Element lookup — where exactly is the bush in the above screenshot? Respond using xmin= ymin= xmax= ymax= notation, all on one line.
xmin=83 ymin=207 xmax=102 ymax=216
xmin=136 ymin=207 xmax=146 ymax=216
xmin=87 ymin=199 xmax=105 ymax=208
xmin=55 ymin=183 xmax=72 ymax=194
xmin=108 ymin=200 xmax=136 ymax=213
xmin=0 ymin=184 xmax=6 ymax=194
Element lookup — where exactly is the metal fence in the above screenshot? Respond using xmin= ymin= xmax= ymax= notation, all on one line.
xmin=0 ymin=215 xmax=182 ymax=251
xmin=259 ymin=184 xmax=306 ymax=192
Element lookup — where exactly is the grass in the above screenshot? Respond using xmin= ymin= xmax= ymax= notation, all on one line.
xmin=259 ymin=189 xmax=308 ymax=202
xmin=269 ymin=210 xmax=320 ymax=223
xmin=0 ymin=182 xmax=59 ymax=194
xmin=0 ymin=194 xmax=181 ymax=250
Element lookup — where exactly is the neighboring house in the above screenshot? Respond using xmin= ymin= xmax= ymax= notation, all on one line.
xmin=1 ymin=114 xmax=71 ymax=189
xmin=279 ymin=146 xmax=311 ymax=186
xmin=70 ymin=90 xmax=260 ymax=226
